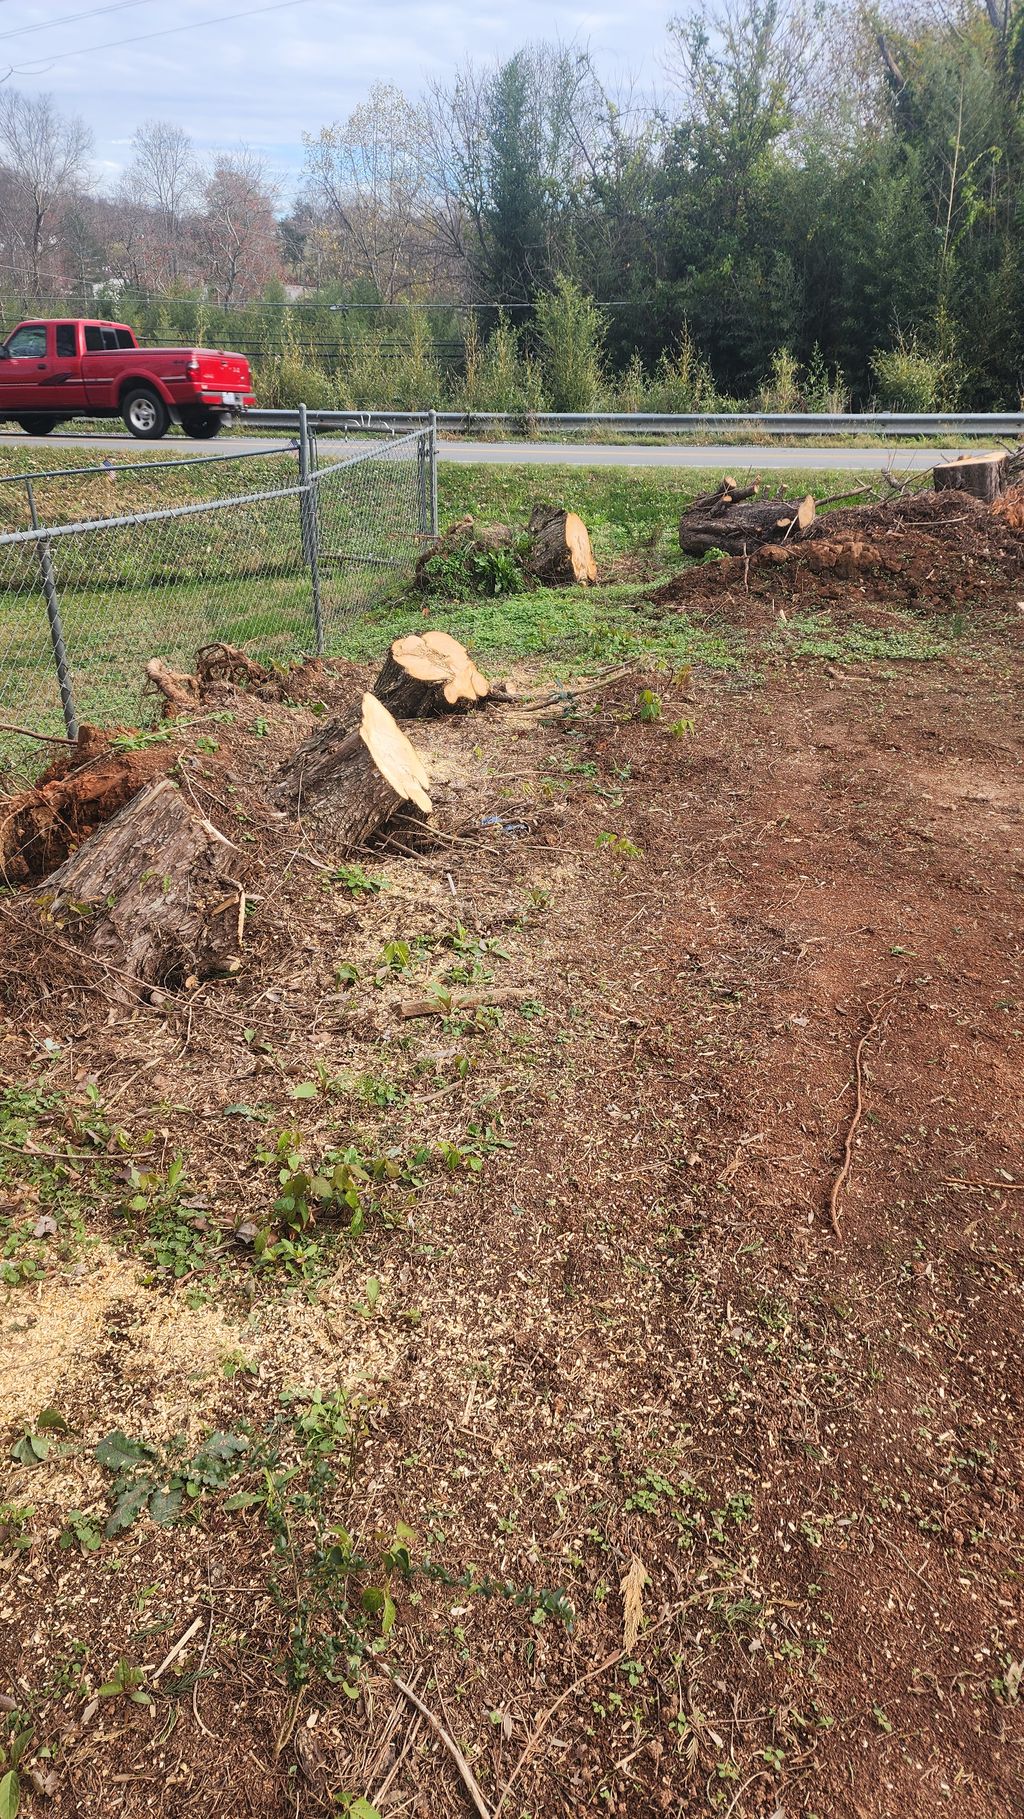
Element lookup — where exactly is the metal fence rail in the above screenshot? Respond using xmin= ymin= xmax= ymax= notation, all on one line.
xmin=0 ymin=417 xmax=436 ymax=776
xmin=248 ymin=406 xmax=1024 ymax=441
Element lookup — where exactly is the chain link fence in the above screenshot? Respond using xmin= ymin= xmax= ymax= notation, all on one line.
xmin=0 ymin=417 xmax=435 ymax=777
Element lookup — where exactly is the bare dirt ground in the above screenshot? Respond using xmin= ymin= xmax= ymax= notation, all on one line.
xmin=0 ymin=573 xmax=1022 ymax=1818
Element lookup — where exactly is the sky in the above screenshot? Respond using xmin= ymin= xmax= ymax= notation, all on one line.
xmin=0 ymin=0 xmax=672 ymax=196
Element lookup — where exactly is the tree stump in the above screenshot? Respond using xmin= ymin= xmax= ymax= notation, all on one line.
xmin=415 ymin=517 xmax=517 ymax=588
xmin=932 ymin=452 xmax=1007 ymax=504
xmin=38 ymin=777 xmax=244 ymax=995
xmin=373 ymin=632 xmax=491 ymax=717
xmin=527 ymin=506 xmax=598 ymax=585
xmin=273 ymin=692 xmax=432 ymax=851
xmin=678 ymin=479 xmax=817 ymax=556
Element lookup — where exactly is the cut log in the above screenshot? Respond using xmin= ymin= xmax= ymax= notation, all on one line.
xmin=273 ymin=691 xmax=432 ymax=852
xmin=373 ymin=633 xmax=491 ymax=718
xmin=678 ymin=482 xmax=816 ymax=556
xmin=932 ymin=451 xmax=1007 ymax=503
xmin=527 ymin=506 xmax=598 ymax=585
xmin=37 ymin=777 xmax=243 ymax=995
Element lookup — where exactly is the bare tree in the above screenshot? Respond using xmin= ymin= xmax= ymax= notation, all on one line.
xmin=0 ymin=90 xmax=92 ymax=290
xmin=198 ymin=151 xmax=281 ymax=303
xmin=120 ymin=119 xmax=197 ymax=287
xmin=302 ymin=84 xmax=429 ymax=300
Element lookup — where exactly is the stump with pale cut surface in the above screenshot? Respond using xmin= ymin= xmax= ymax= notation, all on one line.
xmin=527 ymin=506 xmax=598 ymax=585
xmin=678 ymin=479 xmax=817 ymax=556
xmin=932 ymin=452 xmax=1007 ymax=504
xmin=273 ymin=692 xmax=432 ymax=852
xmin=38 ymin=776 xmax=244 ymax=994
xmin=373 ymin=632 xmax=491 ymax=718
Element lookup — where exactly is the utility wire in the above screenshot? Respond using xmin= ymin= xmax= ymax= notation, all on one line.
xmin=0 ymin=0 xmax=154 ymax=41
xmin=11 ymin=0 xmax=317 ymax=73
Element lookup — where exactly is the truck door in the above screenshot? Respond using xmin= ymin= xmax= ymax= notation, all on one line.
xmin=41 ymin=322 xmax=87 ymax=410
xmin=0 ymin=322 xmax=49 ymax=411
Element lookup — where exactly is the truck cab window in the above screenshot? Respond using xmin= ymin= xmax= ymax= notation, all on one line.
xmin=5 ymin=325 xmax=47 ymax=358
xmin=115 ymin=329 xmax=135 ymax=348
xmin=55 ymin=324 xmax=76 ymax=358
xmin=102 ymin=328 xmax=118 ymax=351
xmin=84 ymin=326 xmax=104 ymax=351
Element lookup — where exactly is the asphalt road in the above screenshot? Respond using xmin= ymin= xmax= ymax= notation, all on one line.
xmin=0 ymin=429 xmax=975 ymax=471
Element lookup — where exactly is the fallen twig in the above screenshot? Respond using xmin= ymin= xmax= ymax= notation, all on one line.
xmin=944 ymin=1177 xmax=1023 ymax=1191
xmin=816 ymin=482 xmax=874 ymax=508
xmin=0 ymin=718 xmax=76 ymax=746
xmin=151 ymin=1615 xmax=203 ymax=1682
xmin=400 ymin=985 xmax=535 ymax=1020
xmin=519 ymin=665 xmax=632 ymax=712
xmin=386 ymin=1670 xmax=491 ymax=1819
xmin=829 ymin=992 xmax=898 ymax=1235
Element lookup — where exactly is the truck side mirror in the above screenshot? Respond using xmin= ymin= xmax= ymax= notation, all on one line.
xmin=0 ymin=345 xmax=10 ymax=361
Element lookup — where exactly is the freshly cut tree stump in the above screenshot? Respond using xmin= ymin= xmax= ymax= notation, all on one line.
xmin=527 ymin=506 xmax=598 ymax=585
xmin=273 ymin=692 xmax=432 ymax=851
xmin=374 ymin=633 xmax=491 ymax=718
xmin=38 ymin=777 xmax=244 ymax=994
xmin=678 ymin=479 xmax=817 ymax=555
xmin=932 ymin=452 xmax=1007 ymax=504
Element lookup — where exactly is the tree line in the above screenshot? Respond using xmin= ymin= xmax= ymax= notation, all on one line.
xmin=0 ymin=0 xmax=1022 ymax=411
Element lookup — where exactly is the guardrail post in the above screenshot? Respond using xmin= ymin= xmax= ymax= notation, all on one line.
xmin=298 ymin=402 xmax=325 ymax=656
xmin=27 ymin=478 xmax=78 ymax=742
xmin=429 ymin=409 xmax=438 ymax=538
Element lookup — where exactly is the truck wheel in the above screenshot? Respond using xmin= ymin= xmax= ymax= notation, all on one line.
xmin=122 ymin=387 xmax=169 ymax=440
xmin=16 ymin=415 xmax=58 ymax=435
xmin=180 ymin=407 xmax=222 ymax=440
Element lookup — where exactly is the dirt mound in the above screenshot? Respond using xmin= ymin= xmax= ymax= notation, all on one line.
xmin=651 ymin=482 xmax=1024 ymax=620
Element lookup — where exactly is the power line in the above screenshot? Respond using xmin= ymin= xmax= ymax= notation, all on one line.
xmin=11 ymin=0 xmax=317 ymax=73
xmin=0 ymin=0 xmax=154 ymax=42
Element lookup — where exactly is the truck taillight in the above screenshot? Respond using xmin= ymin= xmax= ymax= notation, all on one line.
xmin=186 ymin=356 xmax=199 ymax=373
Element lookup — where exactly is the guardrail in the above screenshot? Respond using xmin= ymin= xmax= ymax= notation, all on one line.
xmin=246 ymin=407 xmax=1024 ymax=440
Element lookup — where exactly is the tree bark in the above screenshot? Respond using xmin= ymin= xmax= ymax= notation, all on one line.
xmin=272 ymin=691 xmax=432 ymax=852
xmin=38 ymin=777 xmax=244 ymax=995
xmin=678 ymin=482 xmax=816 ymax=556
xmin=932 ymin=452 xmax=1007 ymax=504
xmin=527 ymin=507 xmax=598 ymax=585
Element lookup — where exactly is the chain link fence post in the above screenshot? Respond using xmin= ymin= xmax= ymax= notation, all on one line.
xmin=298 ymin=401 xmax=325 ymax=656
xmin=26 ymin=477 xmax=78 ymax=740
xmin=429 ymin=409 xmax=438 ymax=538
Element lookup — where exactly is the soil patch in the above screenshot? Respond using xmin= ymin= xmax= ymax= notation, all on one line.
xmin=0 ymin=631 xmax=1021 ymax=1819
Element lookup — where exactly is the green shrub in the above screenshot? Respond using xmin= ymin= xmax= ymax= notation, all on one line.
xmin=534 ymin=275 xmax=606 ymax=412
xmin=870 ymin=332 xmax=952 ymax=412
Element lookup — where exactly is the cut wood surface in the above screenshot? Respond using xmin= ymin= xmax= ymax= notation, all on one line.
xmin=38 ymin=776 xmax=243 ymax=993
xmin=374 ymin=632 xmax=491 ymax=718
xmin=273 ymin=692 xmax=432 ymax=852
xmin=527 ymin=506 xmax=598 ymax=585
xmin=678 ymin=478 xmax=817 ymax=555
xmin=932 ymin=451 xmax=1007 ymax=503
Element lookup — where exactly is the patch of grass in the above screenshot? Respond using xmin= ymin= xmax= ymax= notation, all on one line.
xmin=785 ymin=614 xmax=949 ymax=663
xmin=328 ymin=582 xmax=744 ymax=675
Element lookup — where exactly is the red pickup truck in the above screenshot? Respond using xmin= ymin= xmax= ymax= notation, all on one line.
xmin=0 ymin=318 xmax=256 ymax=440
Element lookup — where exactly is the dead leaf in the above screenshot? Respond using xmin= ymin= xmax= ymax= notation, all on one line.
xmin=620 ymin=1553 xmax=648 ymax=1651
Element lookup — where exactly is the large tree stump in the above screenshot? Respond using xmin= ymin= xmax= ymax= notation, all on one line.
xmin=273 ymin=692 xmax=432 ymax=851
xmin=415 ymin=516 xmax=517 ymax=588
xmin=374 ymin=633 xmax=491 ymax=718
xmin=933 ymin=452 xmax=1007 ymax=503
xmin=38 ymin=777 xmax=244 ymax=994
xmin=527 ymin=506 xmax=598 ymax=585
xmin=678 ymin=479 xmax=816 ymax=555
